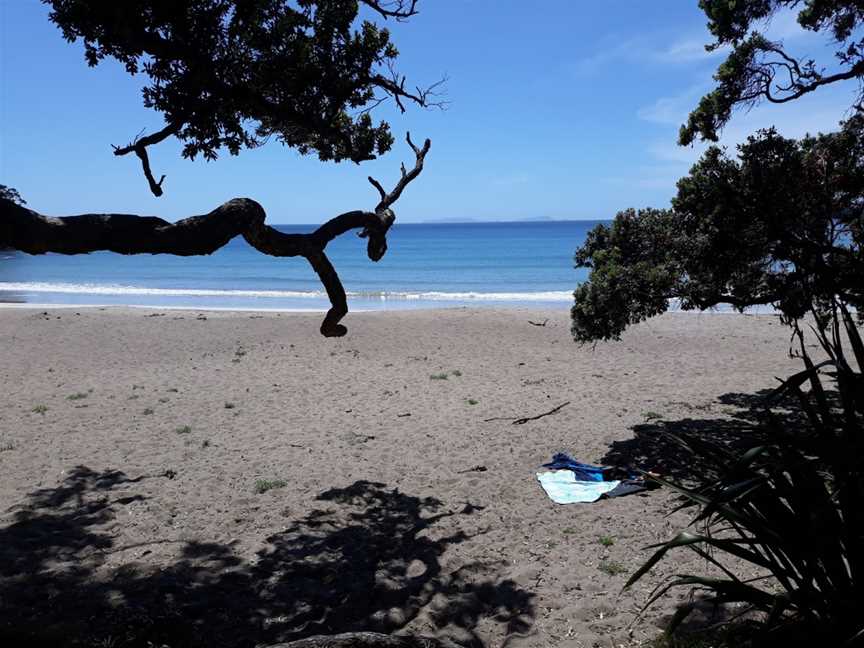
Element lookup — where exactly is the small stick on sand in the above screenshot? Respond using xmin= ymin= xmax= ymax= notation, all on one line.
xmin=483 ymin=401 xmax=570 ymax=425
xmin=528 ymin=319 xmax=549 ymax=327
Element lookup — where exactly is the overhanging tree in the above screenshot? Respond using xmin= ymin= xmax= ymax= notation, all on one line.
xmin=680 ymin=0 xmax=864 ymax=146
xmin=571 ymin=117 xmax=864 ymax=343
xmin=572 ymin=3 xmax=864 ymax=638
xmin=1 ymin=0 xmax=440 ymax=336
xmin=573 ymin=0 xmax=864 ymax=343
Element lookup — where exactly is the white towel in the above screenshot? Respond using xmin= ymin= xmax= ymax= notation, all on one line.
xmin=536 ymin=470 xmax=621 ymax=504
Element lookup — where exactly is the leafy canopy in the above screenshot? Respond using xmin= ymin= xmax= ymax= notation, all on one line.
xmin=681 ymin=0 xmax=864 ymax=145
xmin=45 ymin=0 xmax=433 ymax=165
xmin=571 ymin=116 xmax=864 ymax=343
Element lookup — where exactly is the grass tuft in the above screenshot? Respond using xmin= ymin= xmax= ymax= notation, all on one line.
xmin=67 ymin=392 xmax=89 ymax=401
xmin=598 ymin=560 xmax=626 ymax=576
xmin=598 ymin=535 xmax=615 ymax=547
xmin=174 ymin=425 xmax=192 ymax=434
xmin=32 ymin=405 xmax=49 ymax=415
xmin=254 ymin=478 xmax=287 ymax=494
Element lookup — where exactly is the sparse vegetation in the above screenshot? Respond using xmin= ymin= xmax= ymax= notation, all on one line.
xmin=142 ymin=408 xmax=154 ymax=415
xmin=431 ymin=370 xmax=462 ymax=380
xmin=467 ymin=398 xmax=479 ymax=405
xmin=32 ymin=405 xmax=48 ymax=415
xmin=67 ymin=392 xmax=88 ymax=401
xmin=174 ymin=425 xmax=192 ymax=434
xmin=598 ymin=560 xmax=626 ymax=576
xmin=598 ymin=535 xmax=614 ymax=547
xmin=0 ymin=442 xmax=14 ymax=452
xmin=254 ymin=478 xmax=287 ymax=494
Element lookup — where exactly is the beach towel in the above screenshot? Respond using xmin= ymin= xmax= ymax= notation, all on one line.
xmin=536 ymin=470 xmax=621 ymax=504
xmin=542 ymin=453 xmax=607 ymax=481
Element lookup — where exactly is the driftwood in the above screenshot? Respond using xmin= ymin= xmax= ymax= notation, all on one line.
xmin=483 ymin=401 xmax=570 ymax=425
xmin=1 ymin=135 xmax=429 ymax=338
xmin=527 ymin=319 xmax=548 ymax=327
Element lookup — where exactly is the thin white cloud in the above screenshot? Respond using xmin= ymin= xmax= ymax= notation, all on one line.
xmin=573 ymin=7 xmax=818 ymax=76
xmin=643 ymin=91 xmax=853 ymax=174
xmin=635 ymin=83 xmax=857 ymax=198
xmin=637 ymin=84 xmax=708 ymax=124
xmin=569 ymin=37 xmax=641 ymax=76
xmin=570 ymin=29 xmax=726 ymax=76
xmin=655 ymin=39 xmax=725 ymax=63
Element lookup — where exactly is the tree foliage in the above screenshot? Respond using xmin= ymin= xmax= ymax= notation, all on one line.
xmin=0 ymin=185 xmax=26 ymax=206
xmin=680 ymin=0 xmax=864 ymax=145
xmin=572 ymin=116 xmax=864 ymax=343
xmin=5 ymin=3 xmax=435 ymax=337
xmin=45 ymin=0 xmax=438 ymax=195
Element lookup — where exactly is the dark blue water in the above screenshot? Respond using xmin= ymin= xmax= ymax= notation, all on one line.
xmin=0 ymin=221 xmax=604 ymax=310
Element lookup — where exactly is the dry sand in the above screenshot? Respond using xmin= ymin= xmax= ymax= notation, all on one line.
xmin=0 ymin=307 xmax=803 ymax=647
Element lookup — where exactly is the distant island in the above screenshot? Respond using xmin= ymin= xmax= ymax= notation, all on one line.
xmin=418 ymin=215 xmax=588 ymax=224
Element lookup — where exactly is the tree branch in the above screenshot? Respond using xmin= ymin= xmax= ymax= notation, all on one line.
xmin=360 ymin=1 xmax=420 ymax=21
xmin=371 ymin=71 xmax=448 ymax=112
xmin=755 ymin=46 xmax=864 ymax=104
xmin=112 ymin=122 xmax=182 ymax=197
xmin=2 ymin=136 xmax=431 ymax=337
xmin=367 ymin=132 xmax=430 ymax=212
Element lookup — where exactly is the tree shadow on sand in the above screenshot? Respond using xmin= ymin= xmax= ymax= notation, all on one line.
xmin=0 ymin=470 xmax=534 ymax=648
xmin=601 ymin=386 xmax=826 ymax=481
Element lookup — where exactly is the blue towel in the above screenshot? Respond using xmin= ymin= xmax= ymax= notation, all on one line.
xmin=542 ymin=453 xmax=606 ymax=481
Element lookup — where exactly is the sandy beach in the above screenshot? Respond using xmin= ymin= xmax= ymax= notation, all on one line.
xmin=0 ymin=307 xmax=803 ymax=647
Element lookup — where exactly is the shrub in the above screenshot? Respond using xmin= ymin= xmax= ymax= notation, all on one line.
xmin=627 ymin=309 xmax=864 ymax=644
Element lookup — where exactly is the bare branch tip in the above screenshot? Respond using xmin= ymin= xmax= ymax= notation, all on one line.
xmin=367 ymin=176 xmax=387 ymax=200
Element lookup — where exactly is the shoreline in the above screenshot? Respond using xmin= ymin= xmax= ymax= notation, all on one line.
xmin=0 ymin=300 xmax=784 ymax=316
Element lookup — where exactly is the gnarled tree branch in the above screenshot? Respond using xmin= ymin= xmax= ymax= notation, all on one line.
xmin=1 ymin=136 xmax=431 ymax=337
xmin=112 ymin=122 xmax=182 ymax=197
xmin=360 ymin=0 xmax=420 ymax=21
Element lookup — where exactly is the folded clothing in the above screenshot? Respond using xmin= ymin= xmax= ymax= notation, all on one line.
xmin=542 ymin=453 xmax=607 ymax=481
xmin=600 ymin=479 xmax=651 ymax=499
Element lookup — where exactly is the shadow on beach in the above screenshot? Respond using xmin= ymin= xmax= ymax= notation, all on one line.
xmin=601 ymin=386 xmax=829 ymax=481
xmin=0 ymin=472 xmax=534 ymax=648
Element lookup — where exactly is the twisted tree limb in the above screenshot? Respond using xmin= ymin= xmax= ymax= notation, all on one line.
xmin=1 ymin=135 xmax=430 ymax=337
xmin=112 ymin=122 xmax=182 ymax=197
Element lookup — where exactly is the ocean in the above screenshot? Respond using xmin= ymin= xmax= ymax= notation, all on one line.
xmin=0 ymin=220 xmax=604 ymax=311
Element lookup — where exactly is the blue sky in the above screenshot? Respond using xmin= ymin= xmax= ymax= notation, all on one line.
xmin=1 ymin=1 xmax=860 ymax=223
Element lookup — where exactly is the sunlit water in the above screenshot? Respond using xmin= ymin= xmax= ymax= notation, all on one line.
xmin=0 ymin=221 xmax=604 ymax=311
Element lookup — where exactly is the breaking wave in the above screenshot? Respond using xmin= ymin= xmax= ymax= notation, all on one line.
xmin=0 ymin=282 xmax=573 ymax=302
